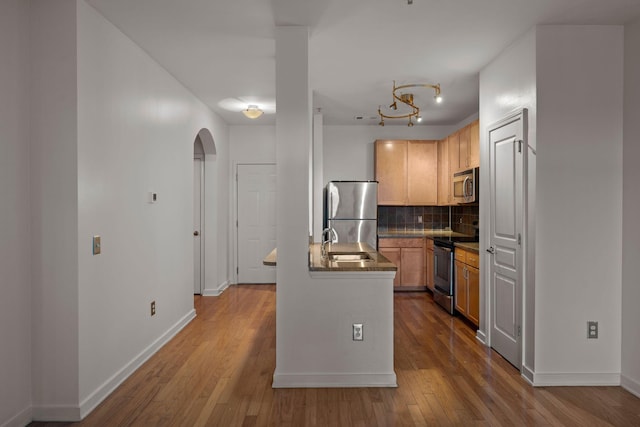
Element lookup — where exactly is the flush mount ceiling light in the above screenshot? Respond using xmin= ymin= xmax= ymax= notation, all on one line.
xmin=378 ymin=81 xmax=442 ymax=127
xmin=242 ymin=105 xmax=264 ymax=119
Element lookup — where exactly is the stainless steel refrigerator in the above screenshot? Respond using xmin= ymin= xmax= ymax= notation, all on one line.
xmin=325 ymin=181 xmax=378 ymax=250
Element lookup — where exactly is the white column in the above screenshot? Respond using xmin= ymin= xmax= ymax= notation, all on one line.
xmin=274 ymin=26 xmax=313 ymax=379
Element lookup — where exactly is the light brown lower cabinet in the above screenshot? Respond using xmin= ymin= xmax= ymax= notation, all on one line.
xmin=454 ymin=248 xmax=480 ymax=326
xmin=379 ymin=238 xmax=426 ymax=290
xmin=426 ymin=239 xmax=435 ymax=292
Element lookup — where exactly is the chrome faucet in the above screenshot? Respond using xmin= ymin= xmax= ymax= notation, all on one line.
xmin=321 ymin=227 xmax=338 ymax=258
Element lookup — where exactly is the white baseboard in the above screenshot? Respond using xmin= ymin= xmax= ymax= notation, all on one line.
xmin=202 ymin=280 xmax=230 ymax=296
xmin=272 ymin=372 xmax=397 ymax=388
xmin=1 ymin=405 xmax=32 ymax=427
xmin=31 ymin=405 xmax=81 ymax=422
xmin=621 ymin=374 xmax=640 ymax=398
xmin=521 ymin=365 xmax=535 ymax=385
xmin=476 ymin=329 xmax=487 ymax=345
xmin=73 ymin=309 xmax=196 ymax=420
xmin=533 ymin=372 xmax=620 ymax=386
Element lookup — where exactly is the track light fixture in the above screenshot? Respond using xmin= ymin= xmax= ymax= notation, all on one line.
xmin=378 ymin=81 xmax=442 ymax=126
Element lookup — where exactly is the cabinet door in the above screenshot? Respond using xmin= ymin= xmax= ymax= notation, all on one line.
xmin=467 ymin=266 xmax=480 ymax=326
xmin=401 ymin=247 xmax=425 ymax=286
xmin=454 ymin=260 xmax=467 ymax=315
xmin=379 ymin=247 xmax=401 ymax=287
xmin=469 ymin=120 xmax=479 ymax=169
xmin=458 ymin=125 xmax=471 ymax=169
xmin=437 ymin=138 xmax=450 ymax=205
xmin=375 ymin=140 xmax=407 ymax=205
xmin=426 ymin=247 xmax=435 ymax=291
xmin=407 ymin=141 xmax=438 ymax=205
xmin=448 ymin=132 xmax=461 ymax=173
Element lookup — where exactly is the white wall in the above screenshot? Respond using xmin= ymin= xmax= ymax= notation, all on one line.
xmin=230 ymin=126 xmax=277 ymax=165
xmin=228 ymin=125 xmax=276 ymax=284
xmin=535 ymin=26 xmax=623 ymax=384
xmin=0 ymin=0 xmax=32 ymax=425
xmin=622 ymin=17 xmax=640 ymax=397
xmin=76 ymin=0 xmax=229 ymax=417
xmin=24 ymin=1 xmax=232 ymax=421
xmin=30 ymin=0 xmax=81 ymax=418
xmin=479 ymin=29 xmax=537 ymax=378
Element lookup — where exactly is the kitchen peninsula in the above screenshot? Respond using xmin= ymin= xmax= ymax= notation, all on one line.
xmin=264 ymin=242 xmax=398 ymax=388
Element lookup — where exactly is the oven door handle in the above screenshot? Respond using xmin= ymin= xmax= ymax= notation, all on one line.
xmin=434 ymin=254 xmax=437 ymax=276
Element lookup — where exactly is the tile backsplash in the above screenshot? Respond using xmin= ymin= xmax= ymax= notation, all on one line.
xmin=378 ymin=205 xmax=479 ymax=237
xmin=451 ymin=205 xmax=480 ymax=238
xmin=378 ymin=206 xmax=451 ymax=231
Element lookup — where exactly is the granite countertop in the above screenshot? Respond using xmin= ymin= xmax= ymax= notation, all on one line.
xmin=262 ymin=243 xmax=397 ymax=272
xmin=263 ymin=248 xmax=277 ymax=266
xmin=309 ymin=242 xmax=397 ymax=272
xmin=454 ymin=242 xmax=480 ymax=253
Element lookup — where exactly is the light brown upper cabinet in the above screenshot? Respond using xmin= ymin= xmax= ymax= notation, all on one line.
xmin=450 ymin=120 xmax=480 ymax=173
xmin=407 ymin=141 xmax=438 ymax=205
xmin=437 ymin=138 xmax=451 ymax=205
xmin=375 ymin=140 xmax=438 ymax=206
xmin=375 ymin=140 xmax=408 ymax=205
xmin=469 ymin=119 xmax=480 ymax=169
xmin=448 ymin=131 xmax=461 ymax=174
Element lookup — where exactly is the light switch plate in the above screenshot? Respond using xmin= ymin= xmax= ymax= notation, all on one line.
xmin=93 ymin=235 xmax=101 ymax=255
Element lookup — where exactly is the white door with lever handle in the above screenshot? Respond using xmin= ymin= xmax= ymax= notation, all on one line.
xmin=488 ymin=110 xmax=525 ymax=369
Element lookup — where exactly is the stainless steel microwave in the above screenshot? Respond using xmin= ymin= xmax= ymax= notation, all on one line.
xmin=452 ymin=167 xmax=479 ymax=203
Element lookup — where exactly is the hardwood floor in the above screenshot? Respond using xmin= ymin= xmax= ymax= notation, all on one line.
xmin=31 ymin=285 xmax=640 ymax=426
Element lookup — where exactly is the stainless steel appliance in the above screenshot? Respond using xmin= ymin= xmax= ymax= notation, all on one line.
xmin=432 ymin=236 xmax=478 ymax=314
xmin=452 ymin=167 xmax=479 ymax=204
xmin=325 ymin=181 xmax=378 ymax=250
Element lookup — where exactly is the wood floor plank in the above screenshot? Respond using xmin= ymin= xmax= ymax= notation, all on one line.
xmin=28 ymin=286 xmax=640 ymax=427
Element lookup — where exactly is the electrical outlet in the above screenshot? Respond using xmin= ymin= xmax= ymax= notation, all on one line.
xmin=587 ymin=321 xmax=598 ymax=339
xmin=353 ymin=323 xmax=363 ymax=341
xmin=151 ymin=301 xmax=156 ymax=316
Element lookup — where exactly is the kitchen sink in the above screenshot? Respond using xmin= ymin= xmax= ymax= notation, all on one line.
xmin=327 ymin=252 xmax=373 ymax=262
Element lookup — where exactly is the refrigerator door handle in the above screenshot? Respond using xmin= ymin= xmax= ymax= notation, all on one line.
xmin=329 ymin=192 xmax=333 ymax=219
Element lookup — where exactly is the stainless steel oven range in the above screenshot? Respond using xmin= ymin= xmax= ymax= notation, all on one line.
xmin=432 ymin=236 xmax=478 ymax=315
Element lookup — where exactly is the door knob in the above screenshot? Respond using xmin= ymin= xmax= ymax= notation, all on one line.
xmin=486 ymin=246 xmax=495 ymax=254
xmin=193 ymin=231 xmax=199 ymax=236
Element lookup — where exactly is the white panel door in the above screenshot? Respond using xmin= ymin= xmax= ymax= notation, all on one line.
xmin=237 ymin=164 xmax=276 ymax=283
xmin=489 ymin=111 xmax=525 ymax=368
xmin=193 ymin=156 xmax=204 ymax=294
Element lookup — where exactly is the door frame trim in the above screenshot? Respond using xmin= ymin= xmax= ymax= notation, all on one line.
xmin=482 ymin=108 xmax=528 ymax=372
xmin=194 ymin=154 xmax=205 ymax=294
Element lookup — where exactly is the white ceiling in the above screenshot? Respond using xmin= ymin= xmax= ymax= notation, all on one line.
xmin=87 ymin=0 xmax=640 ymax=126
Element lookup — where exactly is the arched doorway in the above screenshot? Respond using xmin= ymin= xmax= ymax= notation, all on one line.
xmin=193 ymin=128 xmax=216 ymax=294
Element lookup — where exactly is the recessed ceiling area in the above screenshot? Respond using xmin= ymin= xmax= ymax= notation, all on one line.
xmin=87 ymin=0 xmax=640 ymax=126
